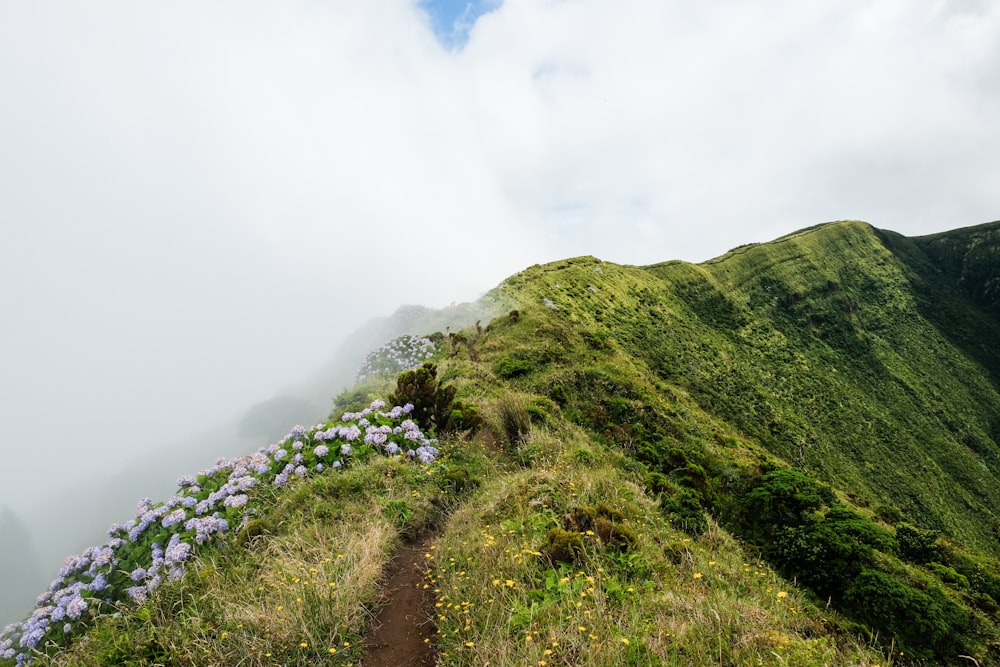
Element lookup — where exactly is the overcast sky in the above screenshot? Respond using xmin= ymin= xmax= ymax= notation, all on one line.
xmin=1 ymin=0 xmax=999 ymax=521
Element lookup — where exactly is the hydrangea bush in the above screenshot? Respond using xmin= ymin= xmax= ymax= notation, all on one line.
xmin=356 ymin=334 xmax=436 ymax=383
xmin=0 ymin=400 xmax=437 ymax=666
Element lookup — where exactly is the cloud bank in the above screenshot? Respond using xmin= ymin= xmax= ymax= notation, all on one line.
xmin=1 ymin=0 xmax=998 ymax=531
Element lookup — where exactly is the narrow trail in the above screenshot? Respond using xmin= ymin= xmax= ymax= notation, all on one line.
xmin=362 ymin=538 xmax=437 ymax=667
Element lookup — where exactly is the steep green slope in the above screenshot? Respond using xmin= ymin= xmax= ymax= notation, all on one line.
xmin=497 ymin=220 xmax=1000 ymax=556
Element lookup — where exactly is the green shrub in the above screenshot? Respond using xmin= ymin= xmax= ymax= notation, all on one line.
xmin=659 ymin=487 xmax=708 ymax=536
xmin=436 ymin=466 xmax=479 ymax=495
xmin=768 ymin=520 xmax=873 ymax=601
xmin=843 ymin=569 xmax=968 ymax=659
xmin=739 ymin=469 xmax=835 ymax=540
xmin=874 ymin=503 xmax=903 ymax=524
xmin=446 ymin=401 xmax=483 ymax=432
xmin=237 ymin=518 xmax=272 ymax=547
xmin=926 ymin=562 xmax=970 ymax=589
xmin=495 ymin=357 xmax=534 ymax=379
xmin=896 ymin=522 xmax=940 ymax=564
xmin=497 ymin=396 xmax=531 ymax=449
xmin=389 ymin=363 xmax=454 ymax=432
xmin=389 ymin=363 xmax=482 ymax=435
xmin=564 ymin=503 xmax=636 ymax=552
xmin=571 ymin=447 xmax=596 ymax=465
xmin=643 ymin=471 xmax=669 ymax=495
xmin=543 ymin=527 xmax=585 ymax=564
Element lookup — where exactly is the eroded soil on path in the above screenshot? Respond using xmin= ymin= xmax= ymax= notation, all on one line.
xmin=362 ymin=539 xmax=437 ymax=666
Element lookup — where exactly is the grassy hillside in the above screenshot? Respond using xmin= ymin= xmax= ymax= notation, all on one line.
xmin=5 ymin=220 xmax=1000 ymax=666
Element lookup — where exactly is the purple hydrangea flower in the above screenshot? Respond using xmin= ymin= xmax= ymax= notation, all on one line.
xmin=127 ymin=586 xmax=148 ymax=604
xmin=65 ymin=597 xmax=87 ymax=620
xmin=223 ymin=494 xmax=248 ymax=508
xmin=165 ymin=539 xmax=192 ymax=566
xmin=89 ymin=573 xmax=108 ymax=591
xmin=162 ymin=508 xmax=187 ymax=528
xmin=314 ymin=444 xmax=329 ymax=458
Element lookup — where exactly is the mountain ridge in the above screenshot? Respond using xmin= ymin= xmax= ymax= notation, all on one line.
xmin=6 ymin=219 xmax=1000 ymax=666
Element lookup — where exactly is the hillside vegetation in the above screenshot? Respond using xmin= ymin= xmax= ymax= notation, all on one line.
xmin=5 ymin=220 xmax=1000 ymax=666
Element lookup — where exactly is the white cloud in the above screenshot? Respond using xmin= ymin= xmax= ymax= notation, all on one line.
xmin=1 ymin=0 xmax=998 ymax=523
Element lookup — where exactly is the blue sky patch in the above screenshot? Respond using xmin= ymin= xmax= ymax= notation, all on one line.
xmin=419 ymin=0 xmax=501 ymax=49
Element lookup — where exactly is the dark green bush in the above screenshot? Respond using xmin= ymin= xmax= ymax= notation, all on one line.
xmin=446 ymin=401 xmax=483 ymax=432
xmin=926 ymin=562 xmax=970 ymax=590
xmin=543 ymin=527 xmax=585 ymax=564
xmin=644 ymin=471 xmax=669 ymax=495
xmin=823 ymin=506 xmax=897 ymax=553
xmin=435 ymin=466 xmax=479 ymax=495
xmin=564 ymin=504 xmax=636 ymax=552
xmin=896 ymin=522 xmax=940 ymax=564
xmin=843 ymin=569 xmax=968 ymax=659
xmin=768 ymin=521 xmax=874 ymax=601
xmin=739 ymin=469 xmax=835 ymax=540
xmin=495 ymin=357 xmax=534 ymax=379
xmin=389 ymin=363 xmax=482 ymax=435
xmin=659 ymin=487 xmax=708 ymax=536
xmin=874 ymin=503 xmax=903 ymax=525
xmin=389 ymin=363 xmax=454 ymax=432
xmin=237 ymin=518 xmax=272 ymax=547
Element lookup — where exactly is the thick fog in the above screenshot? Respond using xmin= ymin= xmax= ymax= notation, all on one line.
xmin=3 ymin=0 xmax=1000 ymax=625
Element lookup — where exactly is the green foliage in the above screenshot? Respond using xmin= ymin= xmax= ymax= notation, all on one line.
xmin=896 ymin=522 xmax=940 ymax=564
xmin=843 ymin=569 xmax=968 ymax=659
xmin=497 ymin=396 xmax=531 ymax=450
xmin=495 ymin=356 xmax=534 ymax=379
xmin=436 ymin=466 xmax=478 ymax=494
xmin=926 ymin=562 xmax=970 ymax=590
xmin=658 ymin=486 xmax=708 ymax=536
xmin=237 ymin=518 xmax=272 ymax=547
xmin=542 ymin=527 xmax=585 ymax=564
xmin=563 ymin=503 xmax=637 ymax=553
xmin=874 ymin=503 xmax=903 ymax=524
xmin=768 ymin=520 xmax=874 ymax=602
xmin=739 ymin=470 xmax=835 ymax=541
xmin=389 ymin=362 xmax=453 ymax=431
xmin=388 ymin=362 xmax=481 ymax=434
xmin=382 ymin=499 xmax=413 ymax=530
xmin=446 ymin=401 xmax=483 ymax=432
xmin=740 ymin=473 xmax=895 ymax=603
